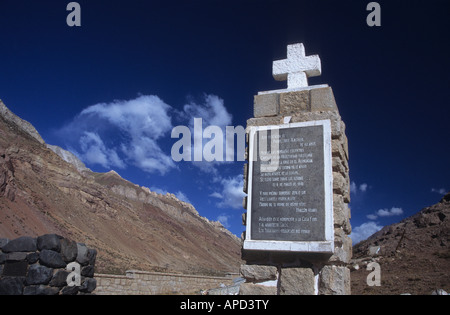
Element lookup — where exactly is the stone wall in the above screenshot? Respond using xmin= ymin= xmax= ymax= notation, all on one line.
xmin=95 ymin=270 xmax=235 ymax=295
xmin=241 ymin=86 xmax=351 ymax=295
xmin=0 ymin=234 xmax=97 ymax=295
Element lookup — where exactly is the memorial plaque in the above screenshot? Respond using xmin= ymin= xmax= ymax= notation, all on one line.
xmin=244 ymin=120 xmax=333 ymax=253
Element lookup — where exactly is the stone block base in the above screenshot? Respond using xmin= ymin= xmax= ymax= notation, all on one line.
xmin=239 ymin=263 xmax=350 ymax=295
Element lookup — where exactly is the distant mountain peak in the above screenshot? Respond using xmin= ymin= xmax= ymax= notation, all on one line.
xmin=0 ymin=100 xmax=44 ymax=145
xmin=0 ymin=100 xmax=90 ymax=174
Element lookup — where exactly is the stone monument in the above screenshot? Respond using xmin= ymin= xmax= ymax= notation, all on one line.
xmin=240 ymin=43 xmax=351 ymax=295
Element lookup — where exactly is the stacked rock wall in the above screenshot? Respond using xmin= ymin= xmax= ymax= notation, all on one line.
xmin=0 ymin=234 xmax=97 ymax=295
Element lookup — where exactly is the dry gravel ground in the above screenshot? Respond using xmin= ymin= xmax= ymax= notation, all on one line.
xmin=351 ymin=193 xmax=450 ymax=295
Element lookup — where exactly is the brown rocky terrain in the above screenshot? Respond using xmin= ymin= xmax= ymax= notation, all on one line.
xmin=351 ymin=192 xmax=450 ymax=294
xmin=0 ymin=99 xmax=242 ymax=276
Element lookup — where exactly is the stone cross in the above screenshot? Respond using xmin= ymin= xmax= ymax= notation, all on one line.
xmin=273 ymin=43 xmax=321 ymax=89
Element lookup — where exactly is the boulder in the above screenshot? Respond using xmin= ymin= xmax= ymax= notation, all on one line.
xmin=60 ymin=238 xmax=77 ymax=262
xmin=81 ymin=265 xmax=95 ymax=277
xmin=80 ymin=278 xmax=97 ymax=293
xmin=76 ymin=243 xmax=89 ymax=265
xmin=1 ymin=236 xmax=36 ymax=253
xmin=87 ymin=248 xmax=97 ymax=266
xmin=5 ymin=252 xmax=27 ymax=262
xmin=26 ymin=264 xmax=53 ymax=285
xmin=37 ymin=234 xmax=62 ymax=252
xmin=49 ymin=270 xmax=69 ymax=287
xmin=39 ymin=250 xmax=66 ymax=268
xmin=26 ymin=252 xmax=39 ymax=264
xmin=76 ymin=243 xmax=96 ymax=266
xmin=0 ymin=276 xmax=24 ymax=295
xmin=0 ymin=238 xmax=9 ymax=250
xmin=61 ymin=285 xmax=79 ymax=295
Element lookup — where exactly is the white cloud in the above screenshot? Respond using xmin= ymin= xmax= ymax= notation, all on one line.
xmin=57 ymin=95 xmax=176 ymax=175
xmin=183 ymin=94 xmax=232 ymax=128
xmin=431 ymin=188 xmax=447 ymax=195
xmin=181 ymin=94 xmax=238 ymax=172
xmin=211 ymin=174 xmax=246 ymax=209
xmin=350 ymin=181 xmax=357 ymax=194
xmin=350 ymin=181 xmax=369 ymax=194
xmin=209 ymin=192 xmax=223 ymax=199
xmin=359 ymin=183 xmax=368 ymax=192
xmin=79 ymin=131 xmax=126 ymax=169
xmin=366 ymin=207 xmax=403 ymax=220
xmin=350 ymin=221 xmax=383 ymax=245
xmin=377 ymin=207 xmax=403 ymax=217
xmin=59 ymin=93 xmax=240 ymax=176
xmin=80 ymin=95 xmax=172 ymax=140
xmin=122 ymin=136 xmax=175 ymax=174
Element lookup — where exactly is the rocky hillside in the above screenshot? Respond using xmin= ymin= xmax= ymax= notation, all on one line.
xmin=351 ymin=192 xmax=450 ymax=294
xmin=0 ymin=100 xmax=242 ymax=275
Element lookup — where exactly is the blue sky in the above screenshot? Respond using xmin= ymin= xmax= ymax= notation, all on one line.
xmin=0 ymin=0 xmax=449 ymax=243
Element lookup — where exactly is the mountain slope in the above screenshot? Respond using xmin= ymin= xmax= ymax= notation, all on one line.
xmin=0 ymin=99 xmax=242 ymax=275
xmin=351 ymin=192 xmax=450 ymax=294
